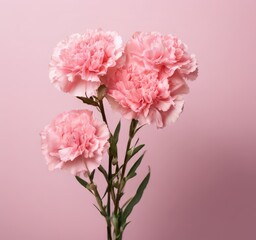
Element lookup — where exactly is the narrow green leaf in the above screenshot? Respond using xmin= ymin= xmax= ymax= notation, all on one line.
xmin=93 ymin=204 xmax=101 ymax=213
xmin=75 ymin=176 xmax=92 ymax=193
xmin=127 ymin=172 xmax=137 ymax=179
xmin=121 ymin=221 xmax=131 ymax=232
xmin=132 ymin=144 xmax=145 ymax=157
xmin=98 ymin=165 xmax=108 ymax=182
xmin=127 ymin=144 xmax=145 ymax=160
xmin=90 ymin=170 xmax=95 ymax=180
xmin=123 ymin=169 xmax=151 ymax=221
xmin=113 ymin=121 xmax=121 ymax=143
xmin=126 ymin=153 xmax=145 ymax=180
xmin=118 ymin=209 xmax=124 ymax=234
xmin=134 ymin=138 xmax=140 ymax=147
xmin=101 ymin=187 xmax=108 ymax=199
xmin=119 ymin=178 xmax=126 ymax=192
xmin=93 ymin=204 xmax=106 ymax=217
xmin=76 ymin=96 xmax=98 ymax=106
xmin=111 ymin=165 xmax=123 ymax=182
xmin=134 ymin=123 xmax=147 ymax=135
xmin=109 ymin=135 xmax=118 ymax=158
xmin=122 ymin=197 xmax=133 ymax=210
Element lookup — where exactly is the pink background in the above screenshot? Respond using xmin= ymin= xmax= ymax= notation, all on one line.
xmin=1 ymin=0 xmax=256 ymax=239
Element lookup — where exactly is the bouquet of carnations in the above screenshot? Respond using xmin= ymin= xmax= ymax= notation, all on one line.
xmin=40 ymin=29 xmax=198 ymax=240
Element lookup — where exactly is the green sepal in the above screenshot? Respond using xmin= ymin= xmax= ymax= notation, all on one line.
xmin=97 ymin=85 xmax=107 ymax=100
xmin=129 ymin=119 xmax=139 ymax=138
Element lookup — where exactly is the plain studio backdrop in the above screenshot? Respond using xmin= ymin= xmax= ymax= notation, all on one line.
xmin=1 ymin=0 xmax=256 ymax=240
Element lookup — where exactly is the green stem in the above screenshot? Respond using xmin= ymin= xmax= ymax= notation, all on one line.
xmin=107 ymin=154 xmax=113 ymax=240
xmin=88 ymin=174 xmax=112 ymax=240
xmin=114 ymin=121 xmax=133 ymax=215
xmin=99 ymin=99 xmax=108 ymax=125
xmin=88 ymin=173 xmax=105 ymax=216
xmin=98 ymin=99 xmax=113 ymax=240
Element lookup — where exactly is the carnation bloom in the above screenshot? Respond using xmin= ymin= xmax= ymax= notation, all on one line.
xmin=125 ymin=32 xmax=197 ymax=79
xmin=40 ymin=110 xmax=110 ymax=176
xmin=106 ymin=32 xmax=198 ymax=128
xmin=49 ymin=29 xmax=123 ymax=97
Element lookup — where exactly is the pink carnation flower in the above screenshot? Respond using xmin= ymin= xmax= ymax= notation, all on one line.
xmin=40 ymin=110 xmax=110 ymax=176
xmin=49 ymin=29 xmax=123 ymax=97
xmin=125 ymin=32 xmax=197 ymax=79
xmin=106 ymin=32 xmax=198 ymax=128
